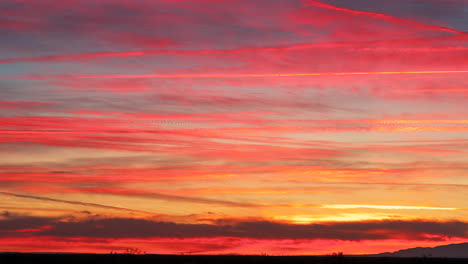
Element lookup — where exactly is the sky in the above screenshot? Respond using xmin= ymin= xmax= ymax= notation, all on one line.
xmin=0 ymin=0 xmax=467 ymax=255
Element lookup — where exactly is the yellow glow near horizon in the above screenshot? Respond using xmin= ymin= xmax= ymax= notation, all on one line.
xmin=273 ymin=213 xmax=399 ymax=224
xmin=322 ymin=204 xmax=460 ymax=210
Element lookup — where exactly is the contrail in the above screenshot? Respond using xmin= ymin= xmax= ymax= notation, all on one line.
xmin=0 ymin=35 xmax=465 ymax=64
xmin=1 ymin=70 xmax=467 ymax=80
xmin=0 ymin=190 xmax=259 ymax=208
xmin=305 ymin=0 xmax=464 ymax=34
xmin=0 ymin=191 xmax=157 ymax=215
xmin=59 ymin=187 xmax=261 ymax=208
xmin=111 ymin=191 xmax=259 ymax=207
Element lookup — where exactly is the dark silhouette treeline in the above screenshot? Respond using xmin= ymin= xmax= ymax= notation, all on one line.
xmin=1 ymin=253 xmax=467 ymax=264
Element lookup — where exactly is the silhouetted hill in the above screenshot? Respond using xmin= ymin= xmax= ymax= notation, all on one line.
xmin=374 ymin=243 xmax=468 ymax=258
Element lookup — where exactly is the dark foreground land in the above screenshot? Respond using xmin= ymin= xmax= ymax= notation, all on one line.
xmin=1 ymin=253 xmax=467 ymax=264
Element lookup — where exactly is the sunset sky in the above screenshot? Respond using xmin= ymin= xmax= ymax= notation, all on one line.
xmin=1 ymin=0 xmax=467 ymax=255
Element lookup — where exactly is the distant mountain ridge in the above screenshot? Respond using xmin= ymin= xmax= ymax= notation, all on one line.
xmin=373 ymin=243 xmax=468 ymax=258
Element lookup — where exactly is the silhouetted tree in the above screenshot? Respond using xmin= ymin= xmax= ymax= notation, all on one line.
xmin=124 ymin=247 xmax=145 ymax=255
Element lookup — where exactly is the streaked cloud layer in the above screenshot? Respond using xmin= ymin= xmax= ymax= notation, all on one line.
xmin=0 ymin=0 xmax=467 ymax=255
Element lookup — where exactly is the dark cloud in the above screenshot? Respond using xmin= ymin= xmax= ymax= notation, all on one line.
xmin=38 ymin=218 xmax=468 ymax=240
xmin=0 ymin=0 xmax=305 ymax=54
xmin=1 ymin=214 xmax=466 ymax=241
xmin=2 ymin=0 xmax=461 ymax=59
xmin=1 ymin=211 xmax=10 ymax=217
xmin=0 ymin=214 xmax=54 ymax=233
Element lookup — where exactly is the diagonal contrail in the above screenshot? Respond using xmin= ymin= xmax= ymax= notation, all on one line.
xmin=0 ymin=191 xmax=157 ymax=215
xmin=0 ymin=190 xmax=259 ymax=209
xmin=305 ymin=0 xmax=464 ymax=34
